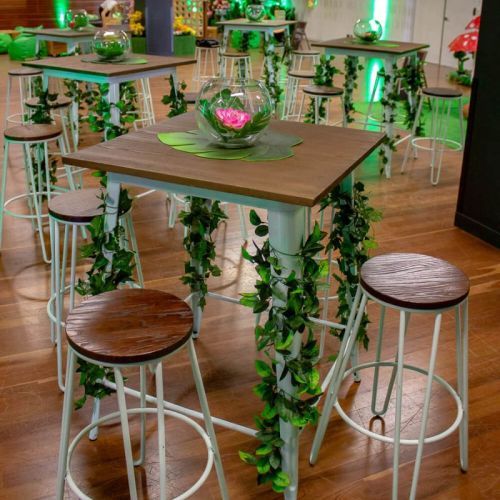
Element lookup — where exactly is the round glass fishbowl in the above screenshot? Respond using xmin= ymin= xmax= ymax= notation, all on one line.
xmin=92 ymin=29 xmax=131 ymax=62
xmin=195 ymin=79 xmax=273 ymax=149
xmin=353 ymin=18 xmax=383 ymax=43
xmin=67 ymin=9 xmax=89 ymax=30
xmin=245 ymin=4 xmax=265 ymax=22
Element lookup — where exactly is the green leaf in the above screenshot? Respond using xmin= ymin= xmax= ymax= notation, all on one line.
xmin=273 ymin=471 xmax=290 ymax=488
xmin=239 ymin=451 xmax=257 ymax=465
xmin=249 ymin=209 xmax=262 ymax=226
xmin=255 ymin=359 xmax=273 ymax=378
xmin=255 ymin=224 xmax=269 ymax=237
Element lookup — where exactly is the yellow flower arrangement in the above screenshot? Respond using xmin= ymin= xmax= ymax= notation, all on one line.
xmin=129 ymin=10 xmax=145 ymax=36
xmin=173 ymin=16 xmax=196 ymax=36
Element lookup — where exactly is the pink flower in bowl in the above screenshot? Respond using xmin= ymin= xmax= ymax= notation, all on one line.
xmin=215 ymin=107 xmax=252 ymax=130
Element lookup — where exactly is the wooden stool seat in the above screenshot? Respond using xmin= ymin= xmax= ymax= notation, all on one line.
xmin=25 ymin=95 xmax=73 ymax=109
xmin=422 ymin=87 xmax=462 ymax=98
xmin=222 ymin=51 xmax=249 ymax=58
xmin=303 ymin=85 xmax=343 ymax=96
xmin=288 ymin=69 xmax=315 ymax=79
xmin=48 ymin=188 xmax=105 ymax=223
xmin=8 ymin=67 xmax=43 ymax=77
xmin=3 ymin=123 xmax=62 ymax=142
xmin=66 ymin=289 xmax=193 ymax=364
xmin=292 ymin=49 xmax=320 ymax=56
xmin=360 ymin=253 xmax=470 ymax=310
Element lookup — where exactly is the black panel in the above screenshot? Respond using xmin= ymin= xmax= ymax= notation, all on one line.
xmin=145 ymin=0 xmax=173 ymax=56
xmin=455 ymin=0 xmax=500 ymax=247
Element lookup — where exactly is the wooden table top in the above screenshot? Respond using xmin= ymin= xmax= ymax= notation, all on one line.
xmin=23 ymin=54 xmax=196 ymax=77
xmin=313 ymin=37 xmax=429 ymax=56
xmin=218 ymin=18 xmax=297 ymax=28
xmin=23 ymin=27 xmax=99 ymax=38
xmin=63 ymin=113 xmax=384 ymax=207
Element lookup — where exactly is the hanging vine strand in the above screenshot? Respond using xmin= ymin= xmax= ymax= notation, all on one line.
xmin=162 ymin=75 xmax=188 ymax=118
xmin=343 ymin=55 xmax=364 ymax=124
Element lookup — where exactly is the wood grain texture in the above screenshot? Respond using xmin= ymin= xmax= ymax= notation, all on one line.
xmin=303 ymin=85 xmax=344 ymax=96
xmin=422 ymin=87 xmax=463 ymax=98
xmin=360 ymin=253 xmax=470 ymax=310
xmin=23 ymin=54 xmax=196 ymax=78
xmin=25 ymin=95 xmax=72 ymax=109
xmin=48 ymin=188 xmax=104 ymax=223
xmin=288 ymin=69 xmax=316 ymax=78
xmin=7 ymin=67 xmax=43 ymax=77
xmin=312 ymin=37 xmax=430 ymax=56
xmin=4 ymin=123 xmax=61 ymax=141
xmin=66 ymin=289 xmax=193 ymax=364
xmin=62 ymin=113 xmax=384 ymax=207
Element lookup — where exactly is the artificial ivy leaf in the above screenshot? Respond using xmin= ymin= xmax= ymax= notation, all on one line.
xmin=255 ymin=224 xmax=269 ymax=237
xmin=256 ymin=458 xmax=271 ymax=474
xmin=255 ymin=359 xmax=273 ymax=378
xmin=238 ymin=451 xmax=257 ymax=465
xmin=249 ymin=209 xmax=262 ymax=226
xmin=273 ymin=471 xmax=291 ymax=488
xmin=255 ymin=443 xmax=274 ymax=456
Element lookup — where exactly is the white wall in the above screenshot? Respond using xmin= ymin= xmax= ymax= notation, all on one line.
xmin=295 ymin=0 xmax=482 ymax=68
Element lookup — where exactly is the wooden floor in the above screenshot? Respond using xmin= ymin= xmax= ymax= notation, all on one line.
xmin=0 ymin=53 xmax=499 ymax=500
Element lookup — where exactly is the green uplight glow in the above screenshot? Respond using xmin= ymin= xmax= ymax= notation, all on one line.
xmin=54 ymin=0 xmax=69 ymax=28
xmin=366 ymin=0 xmax=391 ymax=102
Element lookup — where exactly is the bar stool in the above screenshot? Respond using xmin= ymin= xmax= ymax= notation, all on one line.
xmin=4 ymin=67 xmax=42 ymax=127
xmin=282 ymin=69 xmax=315 ymax=120
xmin=311 ymin=252 xmax=469 ymax=500
xmin=401 ymin=87 xmax=465 ymax=185
xmin=298 ymin=85 xmax=346 ymax=126
xmin=290 ymin=49 xmax=320 ymax=71
xmin=48 ymin=188 xmax=144 ymax=392
xmin=25 ymin=95 xmax=77 ymax=153
xmin=134 ymin=78 xmax=156 ymax=129
xmin=0 ymin=124 xmax=73 ymax=263
xmin=56 ymin=288 xmax=228 ymax=500
xmin=193 ymin=41 xmax=220 ymax=84
xmin=221 ymin=52 xmax=253 ymax=80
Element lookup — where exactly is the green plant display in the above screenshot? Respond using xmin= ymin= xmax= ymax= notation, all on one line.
xmin=304 ymin=54 xmax=340 ymax=124
xmin=343 ymin=55 xmax=364 ymax=123
xmin=320 ymin=182 xmax=381 ymax=348
xmin=448 ymin=51 xmax=472 ymax=86
xmin=179 ymin=197 xmax=227 ymax=310
xmin=398 ymin=58 xmax=426 ymax=136
xmin=162 ymin=74 xmax=188 ymax=118
xmin=239 ymin=214 xmax=326 ymax=493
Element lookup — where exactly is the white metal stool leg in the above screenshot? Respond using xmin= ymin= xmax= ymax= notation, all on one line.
xmin=401 ymin=95 xmax=424 ymax=173
xmin=455 ymin=299 xmax=468 ymax=471
xmin=133 ymin=364 xmax=147 ymax=466
xmin=154 ymin=362 xmax=167 ymax=499
xmin=409 ymin=312 xmax=442 ymax=500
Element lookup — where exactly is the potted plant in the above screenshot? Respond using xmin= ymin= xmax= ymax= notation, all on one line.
xmin=129 ymin=10 xmax=146 ymax=54
xmin=173 ymin=16 xmax=196 ymax=57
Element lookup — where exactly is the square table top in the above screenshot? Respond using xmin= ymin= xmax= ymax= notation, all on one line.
xmin=23 ymin=54 xmax=196 ymax=78
xmin=313 ymin=37 xmax=429 ymax=56
xmin=23 ymin=27 xmax=99 ymax=39
xmin=218 ymin=18 xmax=297 ymax=28
xmin=63 ymin=113 xmax=384 ymax=207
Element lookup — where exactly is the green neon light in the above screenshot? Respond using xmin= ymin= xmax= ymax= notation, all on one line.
xmin=365 ymin=0 xmax=391 ymax=103
xmin=54 ymin=0 xmax=69 ymax=28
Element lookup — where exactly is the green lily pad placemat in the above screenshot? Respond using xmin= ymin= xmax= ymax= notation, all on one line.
xmin=157 ymin=129 xmax=303 ymax=162
xmin=81 ymin=56 xmax=148 ymax=65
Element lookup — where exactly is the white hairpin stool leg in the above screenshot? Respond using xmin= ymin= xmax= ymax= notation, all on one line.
xmin=456 ymin=299 xmax=468 ymax=471
xmin=134 ymin=364 xmax=147 ymax=467
xmin=401 ymin=95 xmax=424 ymax=173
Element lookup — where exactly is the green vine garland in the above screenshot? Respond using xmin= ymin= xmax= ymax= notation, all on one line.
xmin=178 ymin=198 xmax=227 ymax=310
xmin=161 ymin=75 xmax=188 ymax=118
xmin=320 ymin=182 xmax=382 ymax=348
xmin=304 ymin=54 xmax=340 ymax=124
xmin=263 ymin=35 xmax=282 ymax=110
xmin=239 ymin=213 xmax=326 ymax=493
xmin=343 ymin=56 xmax=364 ymax=124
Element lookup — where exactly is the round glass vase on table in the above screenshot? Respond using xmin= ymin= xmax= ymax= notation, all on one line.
xmin=66 ymin=9 xmax=89 ymax=31
xmin=92 ymin=29 xmax=131 ymax=62
xmin=353 ymin=18 xmax=383 ymax=42
xmin=195 ymin=79 xmax=273 ymax=149
xmin=245 ymin=4 xmax=265 ymax=22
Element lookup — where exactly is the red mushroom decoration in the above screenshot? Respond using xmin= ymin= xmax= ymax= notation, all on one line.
xmin=465 ymin=16 xmax=480 ymax=30
xmin=448 ymin=30 xmax=479 ymax=54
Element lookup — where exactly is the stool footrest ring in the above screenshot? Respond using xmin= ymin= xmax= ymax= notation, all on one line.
xmin=66 ymin=407 xmax=215 ymax=500
xmin=334 ymin=361 xmax=463 ymax=446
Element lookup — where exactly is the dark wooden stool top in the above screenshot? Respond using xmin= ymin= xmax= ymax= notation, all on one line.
xmin=360 ymin=253 xmax=469 ymax=310
xmin=4 ymin=124 xmax=62 ymax=142
xmin=25 ymin=95 xmax=73 ymax=109
xmin=66 ymin=289 xmax=193 ymax=365
xmin=48 ymin=188 xmax=105 ymax=223
xmin=292 ymin=49 xmax=320 ymax=56
xmin=222 ymin=51 xmax=250 ymax=58
xmin=422 ymin=87 xmax=462 ymax=98
xmin=8 ymin=67 xmax=43 ymax=77
xmin=288 ymin=69 xmax=315 ymax=79
xmin=303 ymin=85 xmax=343 ymax=96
